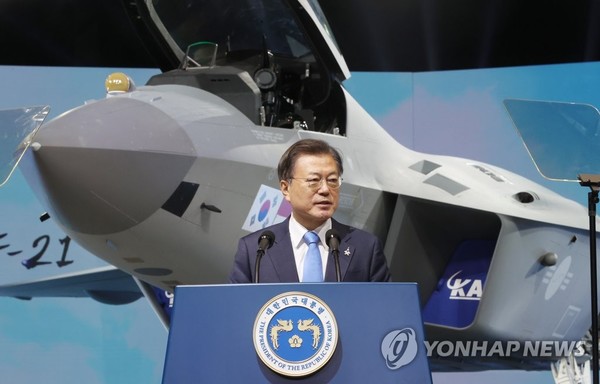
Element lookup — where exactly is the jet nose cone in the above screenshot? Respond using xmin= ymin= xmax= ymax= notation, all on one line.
xmin=25 ymin=97 xmax=197 ymax=234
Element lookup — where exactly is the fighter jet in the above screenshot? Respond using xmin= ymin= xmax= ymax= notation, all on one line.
xmin=1 ymin=0 xmax=598 ymax=379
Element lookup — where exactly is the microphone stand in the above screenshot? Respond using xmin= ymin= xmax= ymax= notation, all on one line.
xmin=333 ymin=249 xmax=341 ymax=283
xmin=326 ymin=229 xmax=342 ymax=282
xmin=254 ymin=231 xmax=275 ymax=284
xmin=254 ymin=249 xmax=264 ymax=284
xmin=579 ymin=174 xmax=600 ymax=384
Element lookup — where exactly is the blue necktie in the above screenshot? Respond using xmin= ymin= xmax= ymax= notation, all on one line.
xmin=302 ymin=231 xmax=323 ymax=282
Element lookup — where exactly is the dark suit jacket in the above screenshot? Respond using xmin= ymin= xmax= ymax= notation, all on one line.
xmin=229 ymin=217 xmax=391 ymax=283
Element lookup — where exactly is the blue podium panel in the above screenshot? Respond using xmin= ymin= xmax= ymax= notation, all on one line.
xmin=162 ymin=283 xmax=431 ymax=384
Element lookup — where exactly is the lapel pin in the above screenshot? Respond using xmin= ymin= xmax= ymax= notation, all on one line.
xmin=344 ymin=247 xmax=351 ymax=256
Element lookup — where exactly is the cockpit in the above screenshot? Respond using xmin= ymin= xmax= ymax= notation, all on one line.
xmin=142 ymin=0 xmax=347 ymax=134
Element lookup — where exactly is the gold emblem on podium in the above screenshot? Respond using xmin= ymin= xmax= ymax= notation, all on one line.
xmin=253 ymin=291 xmax=338 ymax=377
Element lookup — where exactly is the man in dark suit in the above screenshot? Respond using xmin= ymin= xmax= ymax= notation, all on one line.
xmin=229 ymin=139 xmax=391 ymax=283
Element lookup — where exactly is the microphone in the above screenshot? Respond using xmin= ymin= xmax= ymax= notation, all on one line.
xmin=254 ymin=230 xmax=275 ymax=283
xmin=258 ymin=230 xmax=275 ymax=252
xmin=325 ymin=229 xmax=342 ymax=282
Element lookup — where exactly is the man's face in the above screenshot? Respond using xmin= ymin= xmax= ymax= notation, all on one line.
xmin=280 ymin=153 xmax=340 ymax=230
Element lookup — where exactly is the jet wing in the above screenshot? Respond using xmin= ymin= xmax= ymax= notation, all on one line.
xmin=0 ymin=265 xmax=142 ymax=305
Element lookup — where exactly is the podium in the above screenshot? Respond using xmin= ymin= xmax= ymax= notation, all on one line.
xmin=162 ymin=283 xmax=432 ymax=383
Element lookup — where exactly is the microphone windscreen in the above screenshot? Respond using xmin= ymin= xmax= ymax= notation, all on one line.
xmin=258 ymin=230 xmax=275 ymax=250
xmin=325 ymin=229 xmax=340 ymax=249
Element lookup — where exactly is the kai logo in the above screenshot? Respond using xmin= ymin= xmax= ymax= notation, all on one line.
xmin=446 ymin=270 xmax=483 ymax=301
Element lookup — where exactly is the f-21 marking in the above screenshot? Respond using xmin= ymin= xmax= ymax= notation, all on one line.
xmin=0 ymin=232 xmax=74 ymax=269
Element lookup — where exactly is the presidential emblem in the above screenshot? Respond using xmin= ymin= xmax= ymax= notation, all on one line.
xmin=253 ymin=291 xmax=338 ymax=377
